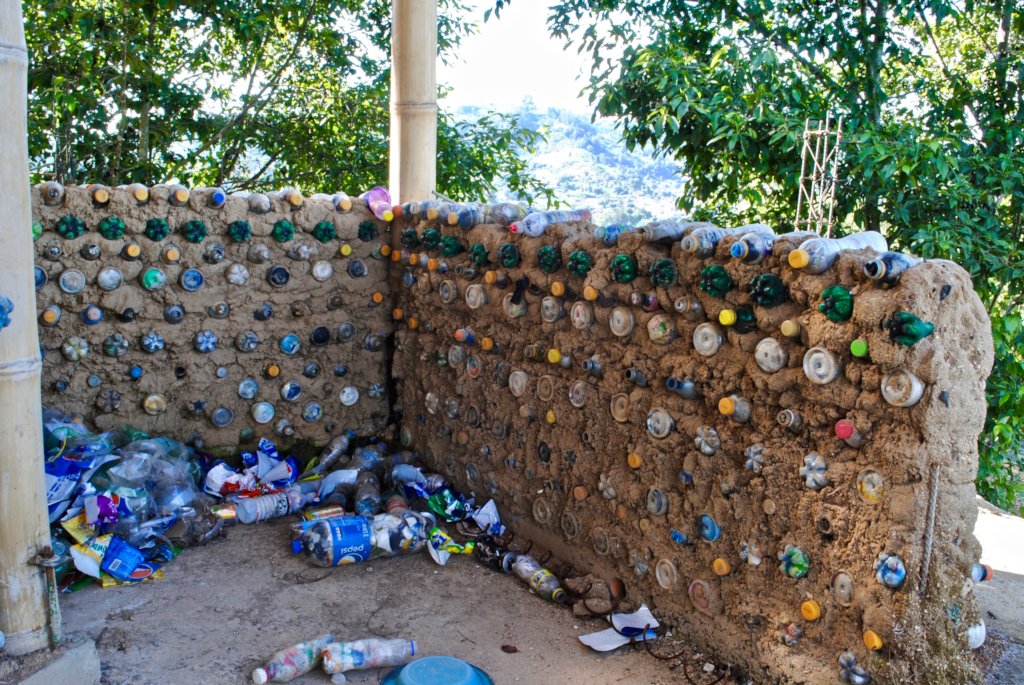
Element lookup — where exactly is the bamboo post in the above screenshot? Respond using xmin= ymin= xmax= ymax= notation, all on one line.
xmin=0 ymin=0 xmax=54 ymax=655
xmin=389 ymin=0 xmax=438 ymax=206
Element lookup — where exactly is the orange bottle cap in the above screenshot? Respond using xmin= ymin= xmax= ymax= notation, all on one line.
xmin=266 ymin=364 xmax=280 ymax=378
xmin=41 ymin=310 xmax=59 ymax=324
xmin=481 ymin=337 xmax=494 ymax=351
xmin=165 ymin=247 xmax=180 ymax=261
xmin=408 ymin=253 xmax=419 ymax=266
xmin=551 ymin=281 xmax=566 ymax=297
xmin=863 ymin=630 xmax=884 ymax=651
xmin=392 ymin=308 xmax=404 ymax=320
xmin=712 ymin=558 xmax=731 ymax=576
xmin=427 ymin=258 xmax=439 ymax=271
xmin=172 ymin=188 xmax=189 ymax=204
xmin=583 ymin=285 xmax=599 ymax=301
xmin=92 ymin=188 xmax=110 ymax=204
xmin=484 ymin=271 xmax=497 ymax=284
xmin=287 ymin=192 xmax=303 ymax=207
xmin=407 ymin=317 xmax=419 ymax=330
xmin=573 ymin=486 xmax=589 ymax=501
xmin=379 ymin=244 xmax=392 ymax=256
xmin=390 ymin=250 xmax=401 ymax=262
xmin=123 ymin=244 xmax=141 ymax=258
xmin=372 ymin=292 xmax=385 ymax=304
xmin=627 ymin=453 xmax=642 ymax=469
xmin=718 ymin=397 xmax=736 ymax=415
xmin=801 ymin=600 xmax=822 ymax=621
xmin=132 ymin=187 xmax=149 ymax=202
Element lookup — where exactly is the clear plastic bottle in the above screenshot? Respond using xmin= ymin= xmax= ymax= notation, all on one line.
xmin=300 ymin=511 xmax=434 ymax=566
xmin=309 ymin=430 xmax=357 ymax=475
xmin=332 ymin=192 xmax=353 ymax=211
xmin=507 ymin=554 xmax=568 ymax=603
xmin=638 ymin=216 xmax=700 ymax=243
xmin=719 ymin=394 xmax=752 ymax=423
xmin=39 ymin=180 xmax=65 ymax=206
xmin=509 ymin=209 xmax=592 ymax=237
xmin=166 ymin=183 xmax=190 ymax=207
xmin=354 ymin=471 xmax=382 ymax=516
xmin=787 ymin=231 xmax=888 ymax=274
xmin=251 ymin=633 xmax=334 ymax=684
xmin=349 ymin=443 xmax=387 ymax=473
xmin=863 ymin=251 xmax=920 ymax=288
xmin=485 ymin=202 xmax=529 ymax=227
xmin=681 ymin=223 xmax=773 ymax=257
xmin=594 ymin=224 xmax=633 ymax=245
xmin=320 ymin=638 xmax=417 ymax=676
xmin=237 ymin=487 xmax=315 ymax=524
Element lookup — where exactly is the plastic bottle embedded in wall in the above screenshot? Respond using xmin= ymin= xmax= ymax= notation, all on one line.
xmin=681 ymin=223 xmax=773 ymax=257
xmin=787 ymin=231 xmax=888 ymax=274
xmin=509 ymin=209 xmax=592 ymax=237
xmin=360 ymin=186 xmax=394 ymax=222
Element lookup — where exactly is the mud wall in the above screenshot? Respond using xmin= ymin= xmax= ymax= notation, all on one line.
xmin=33 ymin=185 xmax=392 ymax=447
xmin=391 ymin=219 xmax=994 ymax=684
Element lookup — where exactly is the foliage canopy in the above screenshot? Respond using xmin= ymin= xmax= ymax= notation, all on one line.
xmin=24 ymin=0 xmax=552 ymax=204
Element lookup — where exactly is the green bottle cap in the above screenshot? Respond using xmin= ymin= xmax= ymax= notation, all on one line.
xmin=139 ymin=267 xmax=167 ymax=291
xmin=850 ymin=338 xmax=869 ymax=357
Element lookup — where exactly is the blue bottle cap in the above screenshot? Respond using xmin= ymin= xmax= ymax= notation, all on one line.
xmin=81 ymin=304 xmax=104 ymax=325
xmin=179 ymin=268 xmax=204 ymax=292
xmin=310 ymin=326 xmax=331 ymax=346
xmin=211 ymin=407 xmax=234 ymax=427
xmin=238 ymin=378 xmax=259 ymax=399
xmin=216 ymin=366 xmax=228 ymax=378
xmin=266 ymin=265 xmax=290 ymax=288
xmin=302 ymin=402 xmax=322 ymax=422
xmin=251 ymin=401 xmax=275 ymax=424
xmin=279 ymin=333 xmax=301 ymax=355
xmin=164 ymin=305 xmax=185 ymax=323
xmin=129 ymin=366 xmax=143 ymax=380
xmin=87 ymin=374 xmax=101 ymax=387
xmin=280 ymin=380 xmax=302 ymax=401
xmin=34 ymin=266 xmax=47 ymax=290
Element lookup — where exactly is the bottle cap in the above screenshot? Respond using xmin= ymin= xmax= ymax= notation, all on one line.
xmin=454 ymin=328 xmax=470 ymax=342
xmin=801 ymin=599 xmax=822 ymax=621
xmin=780 ymin=319 xmax=801 ymax=337
xmin=339 ymin=243 xmax=353 ymax=257
xmin=427 ymin=258 xmax=439 ymax=271
xmin=131 ymin=186 xmax=149 ymax=203
xmin=265 ymin=363 xmax=281 ymax=378
xmin=730 ymin=241 xmax=749 ymax=259
xmin=551 ymin=281 xmax=566 ymax=297
xmin=164 ymin=246 xmax=181 ymax=263
xmin=719 ymin=309 xmax=738 ymax=326
xmin=573 ymin=486 xmax=589 ymax=501
xmin=408 ymin=253 xmax=419 ymax=266
xmin=392 ymin=308 xmax=404 ymax=320
xmin=171 ymin=187 xmax=190 ymax=205
xmin=408 ymin=318 xmax=419 ymax=330
xmin=863 ymin=630 xmax=884 ymax=651
xmin=142 ymin=394 xmax=167 ymax=415
xmin=583 ymin=285 xmax=599 ymax=301
xmin=545 ymin=410 xmax=557 ymax=424
xmin=382 ymin=208 xmax=394 ymax=222
xmin=41 ymin=307 xmax=61 ymax=325
xmin=484 ymin=270 xmax=498 ymax=284
xmin=286 ymin=191 xmax=303 ymax=207
xmin=380 ymin=244 xmax=392 ymax=256
xmin=481 ymin=337 xmax=494 ymax=351
xmin=788 ymin=249 xmax=810 ymax=269
xmin=835 ymin=419 xmax=857 ymax=440
xmin=390 ymin=249 xmax=402 ymax=262
xmin=122 ymin=243 xmax=142 ymax=259
xmin=718 ymin=397 xmax=736 ymax=415
xmin=627 ymin=452 xmax=642 ymax=469
xmin=850 ymin=338 xmax=869 ymax=357
xmin=547 ymin=349 xmax=562 ymax=364
xmin=371 ymin=292 xmax=385 ymax=305
xmin=92 ymin=187 xmax=110 ymax=204
xmin=712 ymin=558 xmax=731 ymax=576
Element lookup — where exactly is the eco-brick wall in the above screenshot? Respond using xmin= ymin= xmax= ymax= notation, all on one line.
xmin=33 ymin=184 xmax=392 ymax=447
xmin=391 ymin=217 xmax=993 ymax=684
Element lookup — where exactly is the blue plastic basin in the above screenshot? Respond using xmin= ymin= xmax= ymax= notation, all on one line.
xmin=382 ymin=656 xmax=494 ymax=685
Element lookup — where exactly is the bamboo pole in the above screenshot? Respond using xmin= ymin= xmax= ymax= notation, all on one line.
xmin=389 ymin=0 xmax=438 ymax=206
xmin=0 ymin=0 xmax=53 ymax=656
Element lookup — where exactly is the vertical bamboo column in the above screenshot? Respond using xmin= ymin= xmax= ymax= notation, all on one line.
xmin=389 ymin=0 xmax=438 ymax=206
xmin=0 ymin=0 xmax=53 ymax=656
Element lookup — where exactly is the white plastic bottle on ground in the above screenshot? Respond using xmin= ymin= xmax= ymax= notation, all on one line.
xmin=320 ymin=638 xmax=416 ymax=677
xmin=252 ymin=633 xmax=333 ymax=684
xmin=236 ymin=487 xmax=315 ymax=524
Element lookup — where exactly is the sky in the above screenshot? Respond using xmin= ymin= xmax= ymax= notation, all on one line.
xmin=437 ymin=1 xmax=593 ymax=113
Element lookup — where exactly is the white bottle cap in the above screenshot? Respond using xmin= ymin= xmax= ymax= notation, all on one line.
xmin=252 ymin=667 xmax=269 ymax=684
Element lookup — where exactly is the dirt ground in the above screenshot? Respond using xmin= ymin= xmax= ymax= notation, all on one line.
xmin=60 ymin=517 xmax=693 ymax=685
xmin=54 ymin=500 xmax=1024 ymax=685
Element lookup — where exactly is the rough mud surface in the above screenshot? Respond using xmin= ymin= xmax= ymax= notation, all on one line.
xmin=392 ymin=219 xmax=995 ymax=684
xmin=33 ymin=186 xmax=392 ymax=448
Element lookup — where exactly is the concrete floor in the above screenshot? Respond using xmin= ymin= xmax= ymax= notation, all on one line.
xmin=50 ymin=499 xmax=1024 ymax=685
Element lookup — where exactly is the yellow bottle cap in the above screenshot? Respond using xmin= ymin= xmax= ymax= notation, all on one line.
xmin=382 ymin=209 xmax=395 ymax=222
xmin=172 ymin=188 xmax=189 ymax=205
xmin=788 ymin=248 xmax=810 ymax=269
xmin=426 ymin=207 xmax=440 ymax=220
xmin=545 ymin=410 xmax=557 ymax=424
xmin=143 ymin=394 xmax=167 ymax=415
xmin=392 ymin=308 xmax=404 ymax=320
xmin=427 ymin=258 xmax=439 ymax=271
xmin=92 ymin=187 xmax=109 ymax=204
xmin=719 ymin=309 xmax=737 ymax=326
xmin=41 ymin=309 xmax=59 ymax=324
xmin=712 ymin=558 xmax=731 ymax=576
xmin=638 ymin=518 xmax=651 ymax=532
xmin=265 ymin=364 xmax=280 ymax=378
xmin=123 ymin=243 xmax=141 ymax=258
xmin=339 ymin=243 xmax=353 ymax=256
xmin=801 ymin=600 xmax=822 ymax=621
xmin=484 ymin=270 xmax=497 ymax=284
xmin=338 ymin=197 xmax=353 ymax=211
xmin=573 ymin=486 xmax=589 ymax=501
xmin=627 ymin=452 xmax=642 ymax=469
xmin=164 ymin=248 xmax=180 ymax=263
xmin=407 ymin=317 xmax=419 ymax=330
xmin=780 ymin=319 xmax=801 ymax=337
xmin=379 ymin=244 xmax=392 ymax=256
xmin=447 ymin=212 xmax=459 ymax=225
xmin=287 ymin=191 xmax=303 ymax=207
xmin=481 ymin=337 xmax=494 ymax=351
xmin=551 ymin=281 xmax=566 ymax=297
xmin=547 ymin=349 xmax=562 ymax=364
xmin=132 ymin=186 xmax=149 ymax=202
xmin=583 ymin=285 xmax=599 ymax=301
xmin=718 ymin=397 xmax=736 ymax=415
xmin=863 ymin=630 xmax=884 ymax=651
xmin=372 ymin=292 xmax=385 ymax=304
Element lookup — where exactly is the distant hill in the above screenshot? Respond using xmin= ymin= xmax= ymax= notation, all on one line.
xmin=455 ymin=100 xmax=688 ymax=227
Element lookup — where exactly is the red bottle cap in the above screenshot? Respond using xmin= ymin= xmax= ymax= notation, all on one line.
xmin=835 ymin=419 xmax=857 ymax=440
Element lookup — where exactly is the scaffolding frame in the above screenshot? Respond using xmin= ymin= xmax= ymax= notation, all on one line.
xmin=794 ymin=114 xmax=844 ymax=237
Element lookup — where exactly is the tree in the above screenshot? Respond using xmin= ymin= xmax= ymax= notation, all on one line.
xmin=496 ymin=0 xmax=1024 ymax=510
xmin=24 ymin=0 xmax=552 ymax=204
